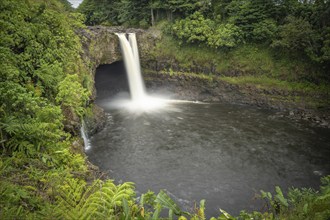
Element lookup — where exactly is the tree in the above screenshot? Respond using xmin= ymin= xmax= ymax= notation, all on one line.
xmin=271 ymin=16 xmax=320 ymax=61
xmin=78 ymin=0 xmax=116 ymax=25
xmin=210 ymin=0 xmax=232 ymax=21
xmin=171 ymin=11 xmax=242 ymax=49
xmin=0 ymin=0 xmax=88 ymax=154
xmin=171 ymin=12 xmax=214 ymax=44
xmin=272 ymin=0 xmax=299 ymax=23
xmin=208 ymin=23 xmax=243 ymax=48
xmin=252 ymin=19 xmax=278 ymax=42
xmin=165 ymin=0 xmax=211 ymax=16
xmin=226 ymin=0 xmax=277 ymax=41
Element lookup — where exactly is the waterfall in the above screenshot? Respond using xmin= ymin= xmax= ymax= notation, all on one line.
xmin=128 ymin=33 xmax=141 ymax=72
xmin=81 ymin=122 xmax=91 ymax=151
xmin=114 ymin=32 xmax=167 ymax=112
xmin=116 ymin=33 xmax=146 ymax=101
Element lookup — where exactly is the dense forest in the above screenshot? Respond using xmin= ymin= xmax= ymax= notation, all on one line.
xmin=78 ymin=0 xmax=330 ymax=78
xmin=0 ymin=0 xmax=135 ymax=219
xmin=1 ymin=0 xmax=330 ymax=219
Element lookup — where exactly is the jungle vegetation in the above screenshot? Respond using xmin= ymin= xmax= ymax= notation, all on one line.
xmin=0 ymin=0 xmax=329 ymax=219
xmin=78 ymin=0 xmax=330 ymax=83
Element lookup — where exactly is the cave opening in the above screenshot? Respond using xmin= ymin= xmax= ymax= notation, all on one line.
xmin=94 ymin=61 xmax=130 ymax=102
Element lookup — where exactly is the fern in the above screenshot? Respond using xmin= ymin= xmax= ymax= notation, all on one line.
xmin=54 ymin=178 xmax=135 ymax=219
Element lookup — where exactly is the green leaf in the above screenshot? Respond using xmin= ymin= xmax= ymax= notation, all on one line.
xmin=275 ymin=186 xmax=288 ymax=207
xmin=261 ymin=190 xmax=272 ymax=200
xmin=140 ymin=194 xmax=145 ymax=206
xmin=275 ymin=186 xmax=284 ymax=197
xmin=219 ymin=209 xmax=235 ymax=220
xmin=169 ymin=209 xmax=174 ymax=220
xmin=152 ymin=204 xmax=162 ymax=220
xmin=122 ymin=198 xmax=131 ymax=220
xmin=303 ymin=203 xmax=308 ymax=214
xmin=155 ymin=190 xmax=182 ymax=215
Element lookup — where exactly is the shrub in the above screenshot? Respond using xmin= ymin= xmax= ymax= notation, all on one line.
xmin=171 ymin=12 xmax=242 ymax=49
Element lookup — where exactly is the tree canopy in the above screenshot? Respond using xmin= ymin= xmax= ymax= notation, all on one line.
xmin=78 ymin=0 xmax=330 ymax=74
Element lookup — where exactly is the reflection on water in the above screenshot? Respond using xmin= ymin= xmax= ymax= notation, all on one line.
xmin=87 ymin=101 xmax=330 ymax=217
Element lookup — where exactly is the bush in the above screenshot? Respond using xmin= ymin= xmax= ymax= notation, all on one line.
xmin=171 ymin=12 xmax=214 ymax=44
xmin=171 ymin=12 xmax=242 ymax=49
xmin=252 ymin=19 xmax=278 ymax=43
xmin=272 ymin=16 xmax=315 ymax=52
xmin=208 ymin=23 xmax=243 ymax=48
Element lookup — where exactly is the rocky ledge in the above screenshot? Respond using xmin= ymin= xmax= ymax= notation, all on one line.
xmin=144 ymin=71 xmax=330 ymax=128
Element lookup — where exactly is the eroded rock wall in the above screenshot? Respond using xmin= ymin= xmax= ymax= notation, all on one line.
xmin=80 ymin=26 xmax=158 ymax=68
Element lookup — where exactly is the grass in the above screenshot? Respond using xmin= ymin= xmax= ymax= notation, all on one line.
xmin=151 ymin=35 xmax=221 ymax=69
xmin=147 ymin=32 xmax=330 ymax=108
xmin=166 ymin=69 xmax=214 ymax=81
xmin=145 ymin=68 xmax=330 ymax=108
xmin=151 ymin=34 xmax=318 ymax=82
xmin=220 ymin=75 xmax=330 ymax=94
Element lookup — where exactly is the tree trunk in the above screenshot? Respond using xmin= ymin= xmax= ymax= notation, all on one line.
xmin=151 ymin=8 xmax=155 ymax=26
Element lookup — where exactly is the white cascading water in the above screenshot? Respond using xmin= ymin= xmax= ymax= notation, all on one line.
xmin=116 ymin=33 xmax=146 ymax=101
xmin=81 ymin=122 xmax=91 ymax=151
xmin=128 ymin=33 xmax=141 ymax=74
xmin=115 ymin=33 xmax=167 ymax=111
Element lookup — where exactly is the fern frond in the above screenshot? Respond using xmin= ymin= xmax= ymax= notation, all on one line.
xmin=54 ymin=178 xmax=135 ymax=219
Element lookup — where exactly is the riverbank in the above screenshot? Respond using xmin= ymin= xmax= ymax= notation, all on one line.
xmin=143 ymin=70 xmax=330 ymax=129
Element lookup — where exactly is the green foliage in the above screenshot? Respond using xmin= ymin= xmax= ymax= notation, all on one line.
xmin=272 ymin=16 xmax=316 ymax=53
xmin=251 ymin=19 xmax=277 ymax=42
xmin=55 ymin=178 xmax=135 ymax=219
xmin=220 ymin=74 xmax=330 ymax=108
xmin=271 ymin=15 xmax=330 ymax=68
xmin=1 ymin=0 xmax=330 ymax=219
xmin=214 ymin=176 xmax=330 ymax=220
xmin=171 ymin=12 xmax=214 ymax=44
xmin=56 ymin=74 xmax=90 ymax=117
xmin=115 ymin=189 xmax=207 ymax=220
xmin=0 ymin=0 xmax=89 ymax=155
xmin=207 ymin=23 xmax=242 ymax=48
xmin=0 ymin=0 xmax=108 ymax=219
xmin=78 ymin=0 xmax=330 ymax=75
xmin=78 ymin=0 xmax=212 ymax=26
xmin=220 ymin=75 xmax=330 ymax=93
xmin=166 ymin=0 xmax=211 ymax=16
xmin=224 ymin=0 xmax=276 ymax=41
xmin=78 ymin=0 xmax=151 ymax=27
xmin=151 ymin=34 xmax=317 ymax=81
xmin=77 ymin=0 xmax=111 ymax=25
xmin=257 ymin=176 xmax=330 ymax=220
xmin=171 ymin=12 xmax=242 ymax=49
xmin=320 ymin=28 xmax=330 ymax=64
xmin=155 ymin=190 xmax=182 ymax=215
xmin=1 ymin=109 xmax=64 ymax=154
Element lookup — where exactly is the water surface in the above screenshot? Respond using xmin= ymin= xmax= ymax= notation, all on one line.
xmin=87 ymin=64 xmax=330 ymax=217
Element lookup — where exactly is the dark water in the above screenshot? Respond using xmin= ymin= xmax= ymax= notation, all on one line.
xmin=87 ymin=63 xmax=330 ymax=217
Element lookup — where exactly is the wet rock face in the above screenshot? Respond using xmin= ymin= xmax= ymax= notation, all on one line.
xmin=84 ymin=105 xmax=107 ymax=136
xmin=78 ymin=26 xmax=156 ymax=98
xmin=79 ymin=26 xmax=122 ymax=70
xmin=77 ymin=26 xmax=157 ymax=134
xmin=79 ymin=26 xmax=156 ymax=70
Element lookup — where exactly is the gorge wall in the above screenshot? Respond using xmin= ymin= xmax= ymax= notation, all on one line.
xmin=80 ymin=26 xmax=157 ymax=71
xmin=78 ymin=26 xmax=161 ymax=134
